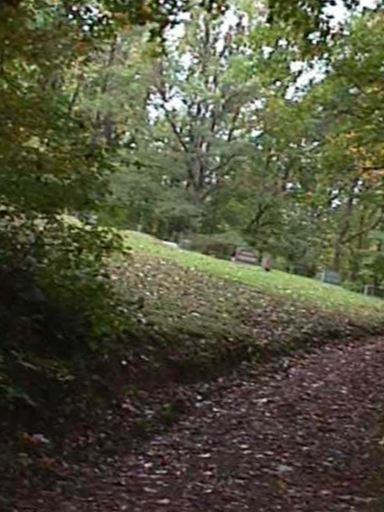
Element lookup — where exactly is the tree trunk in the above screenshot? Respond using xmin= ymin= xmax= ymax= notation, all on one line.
xmin=349 ymin=207 xmax=367 ymax=282
xmin=332 ymin=182 xmax=356 ymax=272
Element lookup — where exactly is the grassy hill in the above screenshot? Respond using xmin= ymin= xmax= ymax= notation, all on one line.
xmin=123 ymin=231 xmax=384 ymax=318
xmin=109 ymin=231 xmax=384 ymax=378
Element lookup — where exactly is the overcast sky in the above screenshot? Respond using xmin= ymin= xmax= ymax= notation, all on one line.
xmin=325 ymin=0 xmax=379 ymax=20
xmin=290 ymin=0 xmax=380 ymax=96
xmin=164 ymin=0 xmax=380 ymax=103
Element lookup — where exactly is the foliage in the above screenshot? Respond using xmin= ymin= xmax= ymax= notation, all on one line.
xmin=95 ymin=5 xmax=310 ymax=249
xmin=268 ymin=0 xmax=361 ymax=39
xmin=0 ymin=214 xmax=131 ymax=406
xmin=0 ymin=0 xmax=224 ymax=406
xmin=188 ymin=231 xmax=246 ymax=259
xmin=95 ymin=9 xmax=382 ymax=283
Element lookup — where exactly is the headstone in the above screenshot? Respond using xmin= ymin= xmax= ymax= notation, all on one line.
xmin=319 ymin=269 xmax=341 ymax=285
xmin=162 ymin=241 xmax=179 ymax=249
xmin=179 ymin=239 xmax=191 ymax=250
xmin=363 ymin=284 xmax=375 ymax=296
xmin=232 ymin=248 xmax=257 ymax=265
xmin=262 ymin=256 xmax=273 ymax=272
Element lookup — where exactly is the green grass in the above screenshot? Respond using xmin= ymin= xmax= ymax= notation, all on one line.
xmin=104 ymin=229 xmax=384 ymax=380
xmin=123 ymin=230 xmax=384 ymax=322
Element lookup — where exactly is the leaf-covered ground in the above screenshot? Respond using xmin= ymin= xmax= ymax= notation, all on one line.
xmin=108 ymin=242 xmax=383 ymax=378
xmin=123 ymin=231 xmax=384 ymax=320
xmin=5 ymin=233 xmax=384 ymax=510
xmin=13 ymin=337 xmax=384 ymax=511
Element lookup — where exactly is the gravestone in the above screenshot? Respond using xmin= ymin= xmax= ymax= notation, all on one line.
xmin=232 ymin=248 xmax=257 ymax=265
xmin=178 ymin=239 xmax=192 ymax=250
xmin=162 ymin=240 xmax=179 ymax=249
xmin=318 ymin=269 xmax=341 ymax=285
xmin=262 ymin=256 xmax=273 ymax=272
xmin=363 ymin=284 xmax=375 ymax=296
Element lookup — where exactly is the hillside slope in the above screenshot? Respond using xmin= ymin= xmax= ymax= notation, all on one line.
xmin=3 ymin=230 xmax=384 ymax=508
xmin=123 ymin=231 xmax=384 ymax=319
xmin=109 ymin=231 xmax=384 ymax=378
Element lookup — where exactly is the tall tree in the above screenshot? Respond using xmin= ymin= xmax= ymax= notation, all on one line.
xmin=99 ymin=4 xmax=303 ymax=238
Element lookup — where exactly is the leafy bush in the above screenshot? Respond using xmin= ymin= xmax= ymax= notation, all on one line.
xmin=189 ymin=231 xmax=246 ymax=260
xmin=0 ymin=211 xmax=132 ymax=407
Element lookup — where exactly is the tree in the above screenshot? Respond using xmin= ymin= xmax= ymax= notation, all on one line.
xmin=300 ymin=11 xmax=384 ymax=279
xmin=0 ymin=0 xmax=223 ymax=406
xmin=98 ymin=4 xmax=305 ymax=239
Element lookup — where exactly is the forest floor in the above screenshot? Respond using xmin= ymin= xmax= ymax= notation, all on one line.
xmin=5 ymin=231 xmax=384 ymax=511
xmin=12 ymin=336 xmax=384 ymax=512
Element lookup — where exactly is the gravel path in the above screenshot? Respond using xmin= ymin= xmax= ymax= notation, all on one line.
xmin=14 ymin=338 xmax=384 ymax=511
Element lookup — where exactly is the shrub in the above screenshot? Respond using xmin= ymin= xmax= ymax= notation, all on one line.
xmin=189 ymin=231 xmax=246 ymax=260
xmin=0 ymin=211 xmax=131 ymax=408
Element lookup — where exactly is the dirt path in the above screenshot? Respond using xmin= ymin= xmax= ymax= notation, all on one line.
xmin=14 ymin=338 xmax=384 ymax=511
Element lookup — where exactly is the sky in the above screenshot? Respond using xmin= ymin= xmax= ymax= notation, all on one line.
xmin=290 ymin=0 xmax=380 ymax=96
xmin=325 ymin=0 xmax=379 ymax=20
xmin=163 ymin=0 xmax=380 ymax=105
xmin=170 ymin=0 xmax=380 ymax=38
